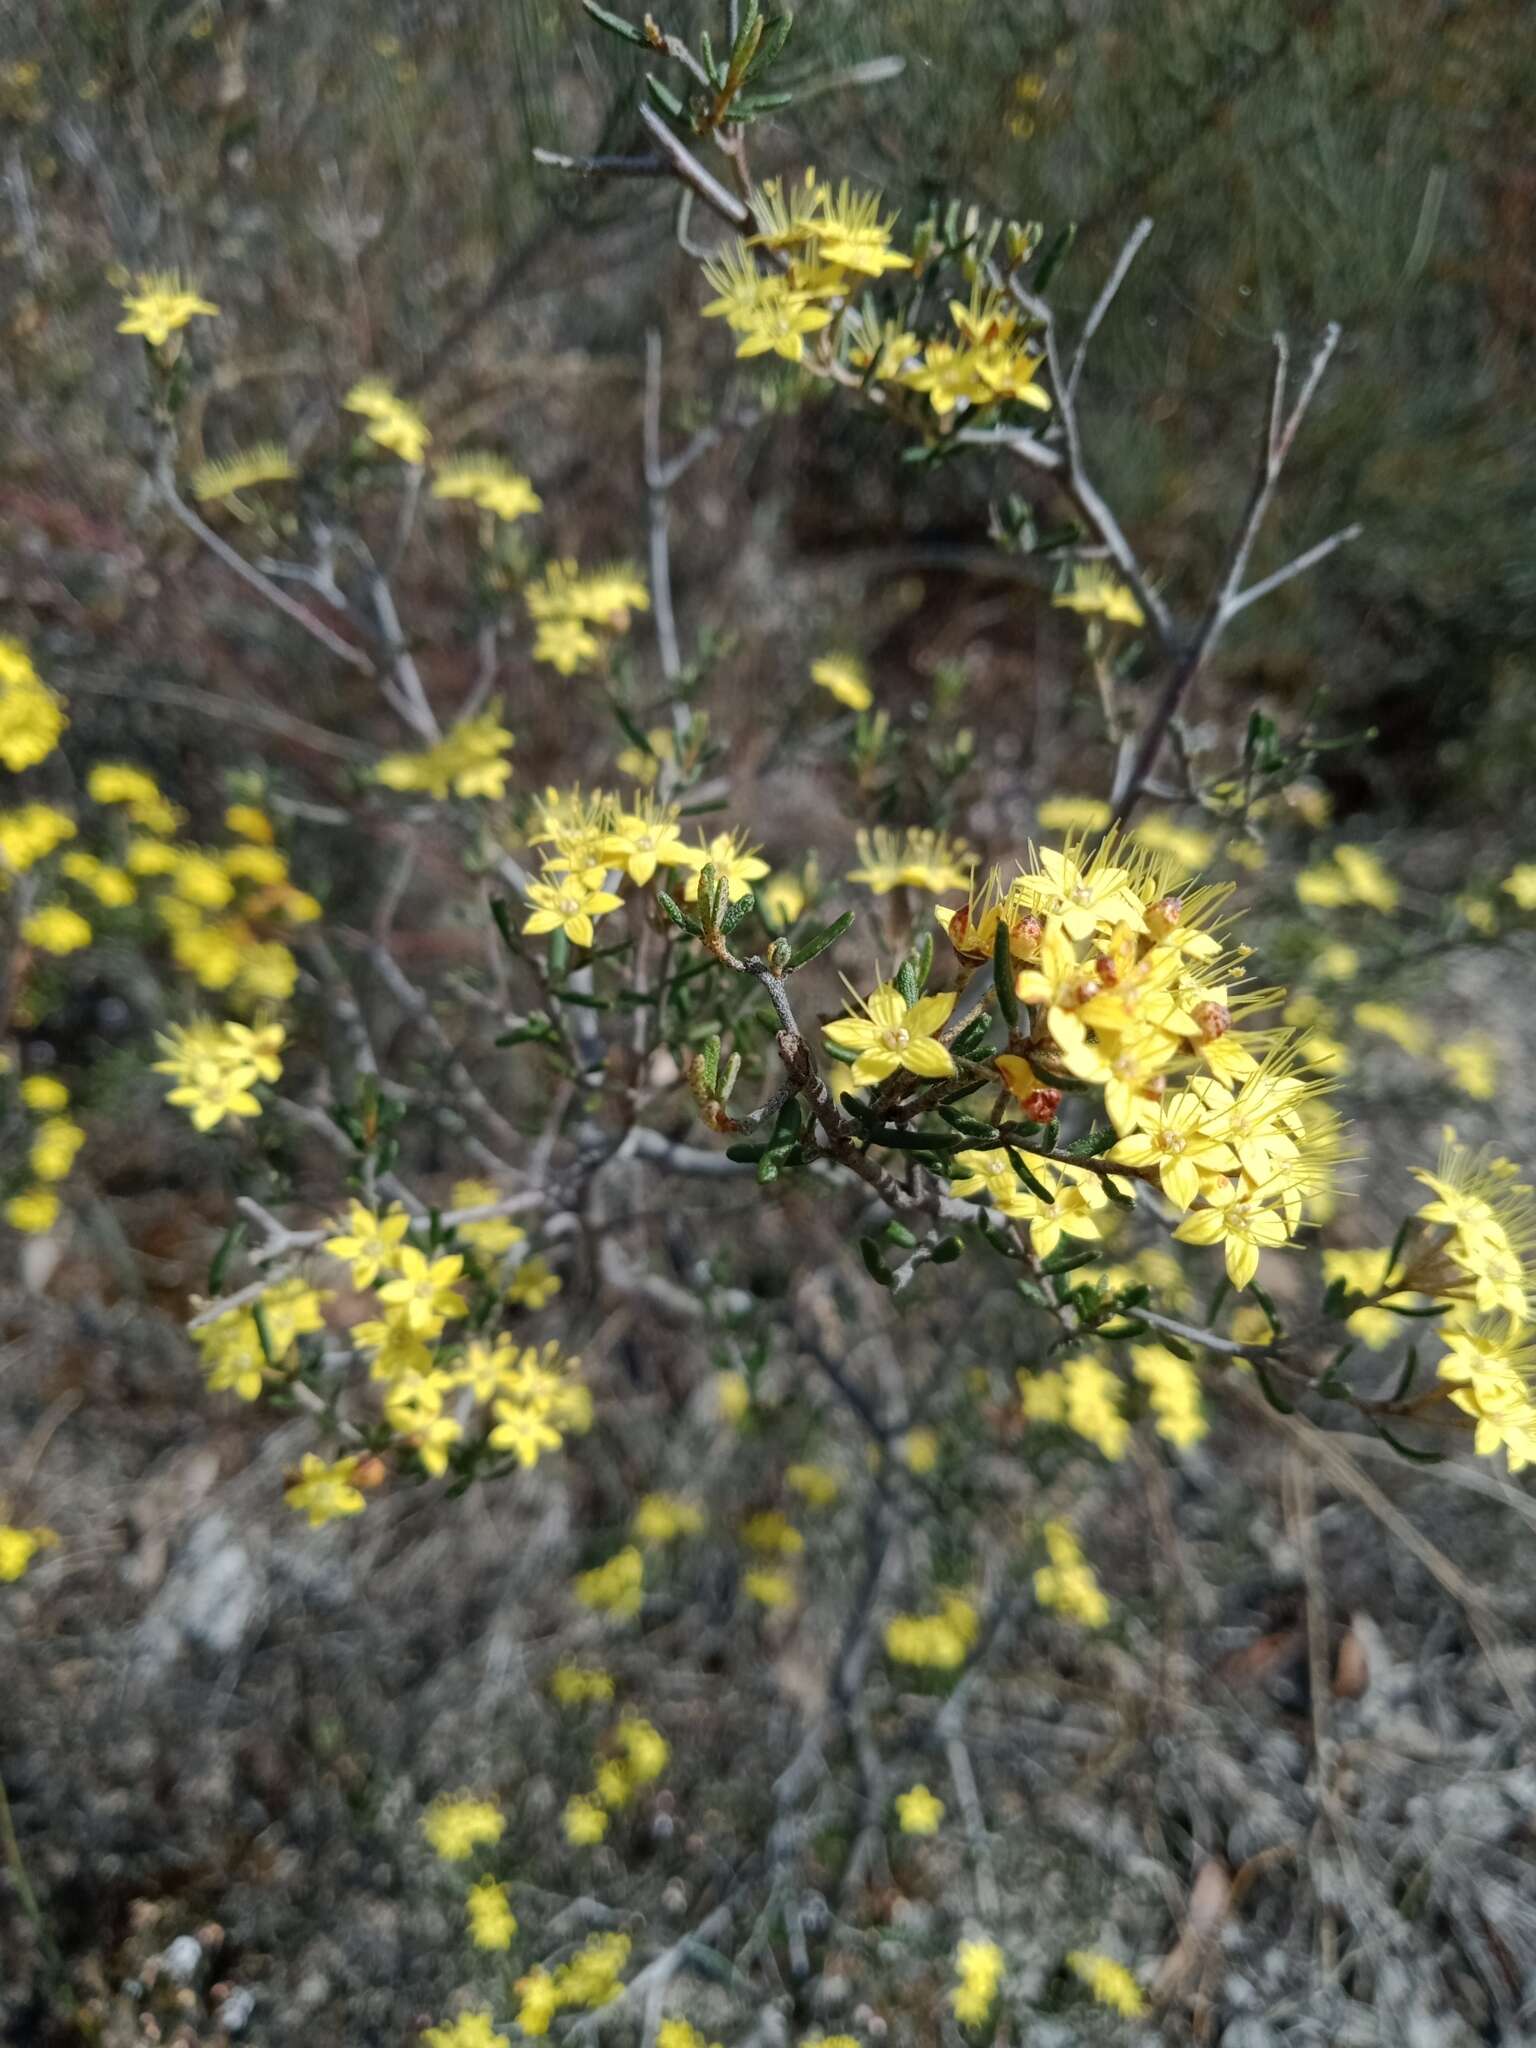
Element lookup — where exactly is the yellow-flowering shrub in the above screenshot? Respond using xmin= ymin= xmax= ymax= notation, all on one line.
xmin=4 ymin=14 xmax=1535 ymax=2043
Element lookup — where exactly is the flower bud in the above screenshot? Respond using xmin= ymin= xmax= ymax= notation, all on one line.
xmin=1021 ymin=1087 xmax=1062 ymax=1124
xmin=1192 ymin=1000 xmax=1230 ymax=1041
xmin=352 ymin=1455 xmax=388 ymax=1491
xmin=1008 ymin=912 xmax=1044 ymax=959
xmin=1146 ymin=894 xmax=1184 ymax=937
xmin=946 ymin=904 xmax=992 ymax=964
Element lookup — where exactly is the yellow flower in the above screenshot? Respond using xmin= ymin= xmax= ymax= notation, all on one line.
xmin=847 ymin=825 xmax=975 ymax=895
xmin=4 ymin=1187 xmax=59 ymax=1228
xmin=421 ymin=1795 xmax=505 ymax=1862
xmin=522 ymin=875 xmax=623 ymax=949
xmin=515 ymin=1968 xmax=560 ymax=2037
xmin=324 ymin=1202 xmax=412 ymax=1286
xmin=20 ymin=1075 xmax=68 ymax=1112
xmin=59 ymin=852 xmax=135 ymax=905
xmin=785 ymin=1462 xmax=841 ymax=1507
xmin=657 ymin=2023 xmax=721 ymax=2048
xmin=950 ymin=1939 xmax=1005 ymax=2027
xmin=1037 ymin=795 xmax=1111 ymax=833
xmin=117 ymin=272 xmax=219 ymax=346
xmin=897 ymin=1426 xmax=939 ymax=1474
xmin=0 ymin=803 xmax=75 ymax=872
xmin=574 ymin=1546 xmax=644 ymax=1620
xmin=1052 ymin=563 xmax=1145 ymax=628
xmin=506 ymin=1256 xmax=561 ymax=1309
xmin=449 ymin=1179 xmax=525 ymax=1257
xmin=632 ymin=1493 xmax=705 ymax=1546
xmin=30 ymin=1116 xmax=85 ymax=1182
xmin=0 ymin=651 xmax=67 ymax=771
xmin=823 ymin=981 xmax=956 ymax=1087
xmin=895 ymin=1783 xmax=944 ymax=1834
xmin=742 ymin=1509 xmax=803 ymax=1556
xmin=374 ymin=710 xmax=515 ymax=801
xmin=601 ymin=803 xmax=694 ymax=885
xmin=1411 ymin=1136 xmax=1534 ymax=1324
xmin=1174 ymin=1178 xmax=1291 ymax=1291
xmin=884 ymin=1593 xmax=978 ymax=1669
xmin=0 ymin=1523 xmax=59 ymax=1580
xmin=743 ymin=1568 xmax=796 ymax=1608
xmin=550 ymin=1663 xmax=614 ymax=1706
xmin=810 ymin=654 xmax=872 ymax=711
xmin=1502 ymin=864 xmax=1536 ymax=912
xmin=431 ymin=454 xmax=541 ymax=523
xmin=163 ymin=1059 xmax=262 ymax=1132
xmin=464 ymin=1876 xmax=517 ymax=1951
xmin=1129 ymin=1343 xmax=1207 ymax=1448
xmin=283 ymin=1453 xmax=366 ymax=1529
xmin=22 ymin=904 xmax=92 ymax=954
xmin=1060 ymin=1354 xmax=1130 ymax=1460
xmin=761 ymin=872 xmax=807 ymax=927
xmin=1315 ymin=942 xmax=1359 ymax=982
xmin=701 ymin=246 xmax=833 ymax=362
xmin=377 ymin=1247 xmax=469 ymax=1333
xmin=1443 ymin=1036 xmax=1498 ymax=1100
xmin=1352 ymin=1001 xmax=1431 ymax=1056
xmin=715 ymin=1370 xmax=751 ymax=1423
xmin=191 ymin=443 xmax=297 ymax=502
xmin=1066 ymin=1950 xmax=1144 ymax=2017
xmin=487 ymin=1400 xmax=563 ymax=1469
xmin=1108 ymin=1090 xmax=1238 ymax=1210
xmin=534 ymin=618 xmax=602 ymax=674
xmin=680 ymin=831 xmax=770 ymax=905
xmin=526 ymin=559 xmax=649 ymax=628
xmin=1333 ymin=844 xmax=1397 ymax=912
xmin=563 ymin=1793 xmax=609 ymax=1845
xmin=423 ymin=2013 xmax=509 ymax=2048
xmin=1034 ymin=1519 xmax=1111 ymax=1626
xmin=343 ymin=378 xmax=430 ymax=464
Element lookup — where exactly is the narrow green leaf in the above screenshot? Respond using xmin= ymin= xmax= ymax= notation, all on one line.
xmin=930 ymin=1236 xmax=965 ymax=1265
xmin=1370 ymin=1422 xmax=1444 ymax=1465
xmin=859 ymin=1236 xmax=893 ymax=1286
xmin=700 ymin=1033 xmax=721 ymax=1093
xmin=645 ymin=73 xmax=686 ymax=120
xmin=656 ymin=890 xmax=702 ymax=936
xmin=581 ymin=0 xmax=649 ymax=45
xmin=992 ymin=915 xmax=1019 ymax=1028
xmin=896 ymin=958 xmax=919 ymax=1007
xmin=1389 ymin=1343 xmax=1420 ymax=1403
xmin=1041 ymin=1242 xmax=1098 ymax=1276
xmin=730 ymin=90 xmax=793 ymax=117
xmin=208 ymin=1219 xmax=246 ymax=1295
xmin=753 ymin=10 xmax=793 ymax=73
xmin=725 ymin=1141 xmax=768 ymax=1163
xmin=1031 ymin=222 xmax=1076 ymax=294
xmin=1250 ymin=1357 xmax=1295 ymax=1415
xmin=786 ymin=908 xmax=854 ymax=971
xmin=885 ymin=1221 xmax=918 ymax=1249
xmin=720 ymin=889 xmax=756 ymax=934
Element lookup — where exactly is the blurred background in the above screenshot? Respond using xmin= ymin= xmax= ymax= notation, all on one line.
xmin=4 ymin=3 xmax=1536 ymax=2043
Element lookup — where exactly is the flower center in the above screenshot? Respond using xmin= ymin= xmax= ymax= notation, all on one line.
xmin=881 ymin=1026 xmax=911 ymax=1051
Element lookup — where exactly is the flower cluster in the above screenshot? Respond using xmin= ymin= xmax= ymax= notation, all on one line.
xmin=526 ymin=559 xmax=650 ymax=676
xmin=154 ymin=1017 xmax=285 ymax=1131
xmin=884 ymin=1592 xmax=979 ymax=1670
xmin=1032 ymin=1520 xmax=1110 ymax=1628
xmin=515 ymin=1931 xmax=631 ymax=2036
xmin=116 ymin=272 xmax=218 ymax=348
xmin=1411 ymin=1137 xmax=1536 ymax=1470
xmin=950 ymin=1938 xmax=1006 ymax=2026
xmin=0 ymin=637 xmax=67 ymax=773
xmin=375 ymin=709 xmax=516 ymax=803
xmin=344 ymin=377 xmax=432 ymax=465
xmin=4 ymin=1072 xmax=86 ymax=1235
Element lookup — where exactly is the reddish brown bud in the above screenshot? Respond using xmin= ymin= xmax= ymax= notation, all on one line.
xmin=1092 ymin=953 xmax=1120 ymax=987
xmin=352 ymin=1454 xmax=388 ymax=1491
xmin=1021 ymin=1087 xmax=1063 ymax=1124
xmin=1008 ymin=913 xmax=1044 ymax=958
xmin=1147 ymin=894 xmax=1185 ymax=936
xmin=946 ymin=905 xmax=990 ymax=963
xmin=1192 ymin=1000 xmax=1231 ymax=1041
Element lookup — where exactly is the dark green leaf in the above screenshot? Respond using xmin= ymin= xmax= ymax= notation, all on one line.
xmin=1031 ymin=222 xmax=1076 ymax=294
xmin=787 ymin=909 xmax=854 ymax=971
xmin=581 ymin=0 xmax=649 ymax=45
xmin=645 ymin=73 xmax=686 ymax=120
xmin=656 ymin=890 xmax=702 ymax=936
xmin=992 ymin=915 xmax=1018 ymax=1028
xmin=859 ymin=1235 xmax=893 ymax=1286
xmin=1370 ymin=1422 xmax=1444 ymax=1465
xmin=207 ymin=1219 xmax=246 ymax=1296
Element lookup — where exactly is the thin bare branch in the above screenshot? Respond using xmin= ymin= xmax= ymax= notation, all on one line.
xmin=1066 ymin=215 xmax=1153 ymax=405
xmin=1226 ymin=522 xmax=1362 ymax=617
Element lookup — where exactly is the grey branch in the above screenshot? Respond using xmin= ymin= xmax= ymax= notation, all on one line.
xmin=1066 ymin=215 xmax=1153 ymax=405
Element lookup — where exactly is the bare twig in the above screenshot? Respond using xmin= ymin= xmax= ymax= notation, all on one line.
xmin=1066 ymin=216 xmax=1153 ymax=405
